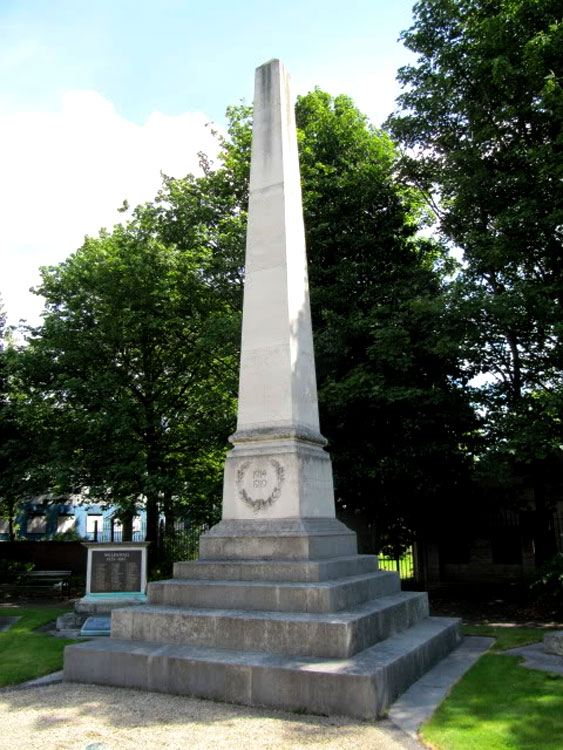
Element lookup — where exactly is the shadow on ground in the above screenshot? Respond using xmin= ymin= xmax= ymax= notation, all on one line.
xmin=0 ymin=682 xmax=419 ymax=750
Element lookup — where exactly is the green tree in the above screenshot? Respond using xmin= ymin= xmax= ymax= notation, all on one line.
xmin=152 ymin=105 xmax=251 ymax=307
xmin=22 ymin=213 xmax=238 ymax=551
xmin=0 ymin=297 xmax=17 ymax=537
xmin=295 ymin=91 xmax=477 ymax=554
xmin=0 ymin=299 xmax=48 ymax=540
xmin=17 ymin=88 xmax=477 ymax=562
xmin=387 ymin=0 xmax=563 ymax=561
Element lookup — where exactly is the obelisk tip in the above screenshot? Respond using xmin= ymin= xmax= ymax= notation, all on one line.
xmin=257 ymin=58 xmax=282 ymax=70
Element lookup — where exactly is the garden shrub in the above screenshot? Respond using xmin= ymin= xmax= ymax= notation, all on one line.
xmin=531 ymin=553 xmax=563 ymax=615
xmin=0 ymin=559 xmax=34 ymax=582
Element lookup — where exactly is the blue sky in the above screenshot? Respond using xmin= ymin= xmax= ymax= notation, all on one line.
xmin=1 ymin=0 xmax=417 ymax=327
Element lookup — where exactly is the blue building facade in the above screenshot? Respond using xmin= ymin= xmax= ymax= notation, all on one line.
xmin=0 ymin=496 xmax=146 ymax=542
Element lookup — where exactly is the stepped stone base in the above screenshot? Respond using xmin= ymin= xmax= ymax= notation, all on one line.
xmin=64 ymin=527 xmax=462 ymax=718
xmin=110 ymin=593 xmax=429 ymax=658
xmin=64 ymin=617 xmax=460 ymax=719
xmin=173 ymin=553 xmax=379 ymax=582
xmin=150 ymin=567 xmax=399 ymax=612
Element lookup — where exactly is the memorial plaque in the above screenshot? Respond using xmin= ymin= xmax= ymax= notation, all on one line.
xmin=90 ymin=549 xmax=142 ymax=593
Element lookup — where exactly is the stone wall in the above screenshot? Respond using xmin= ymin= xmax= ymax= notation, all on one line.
xmin=0 ymin=541 xmax=87 ymax=574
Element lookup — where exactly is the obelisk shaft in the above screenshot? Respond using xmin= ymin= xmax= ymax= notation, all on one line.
xmin=218 ymin=59 xmax=338 ymax=525
xmin=233 ymin=59 xmax=322 ymax=443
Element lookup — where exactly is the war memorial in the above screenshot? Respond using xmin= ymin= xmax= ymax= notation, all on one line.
xmin=64 ymin=59 xmax=461 ymax=719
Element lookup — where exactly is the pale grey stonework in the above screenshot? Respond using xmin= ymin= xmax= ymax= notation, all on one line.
xmin=64 ymin=59 xmax=461 ymax=718
xmin=220 ymin=59 xmax=335 ymax=526
xmin=544 ymin=630 xmax=563 ymax=656
xmin=199 ymin=517 xmax=356 ymax=560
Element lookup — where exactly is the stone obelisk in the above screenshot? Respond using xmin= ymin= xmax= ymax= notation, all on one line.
xmin=64 ymin=61 xmax=461 ymax=719
xmin=200 ymin=59 xmax=355 ymax=559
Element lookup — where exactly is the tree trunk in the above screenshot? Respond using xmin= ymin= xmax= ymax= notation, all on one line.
xmin=145 ymin=494 xmax=160 ymax=567
xmin=163 ymin=491 xmax=176 ymax=540
xmin=142 ymin=409 xmax=162 ymax=562
xmin=121 ymin=510 xmax=134 ymax=542
xmin=532 ymin=461 xmax=556 ymax=566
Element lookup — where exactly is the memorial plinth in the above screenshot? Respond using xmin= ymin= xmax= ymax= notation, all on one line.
xmin=64 ymin=59 xmax=461 ymax=718
xmin=75 ymin=542 xmax=149 ymax=616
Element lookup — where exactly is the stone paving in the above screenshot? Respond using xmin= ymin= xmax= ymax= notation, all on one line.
xmin=505 ymin=641 xmax=563 ymax=675
xmin=389 ymin=636 xmax=493 ymax=740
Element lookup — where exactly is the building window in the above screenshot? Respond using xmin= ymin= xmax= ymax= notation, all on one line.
xmin=0 ymin=518 xmax=9 ymax=534
xmin=27 ymin=515 xmax=47 ymax=534
xmin=86 ymin=514 xmax=103 ymax=534
xmin=112 ymin=516 xmax=142 ymax=534
xmin=57 ymin=515 xmax=75 ymax=534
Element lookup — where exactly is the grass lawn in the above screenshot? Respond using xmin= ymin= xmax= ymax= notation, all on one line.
xmin=421 ymin=626 xmax=563 ymax=750
xmin=461 ymin=624 xmax=552 ymax=651
xmin=0 ymin=608 xmax=78 ymax=687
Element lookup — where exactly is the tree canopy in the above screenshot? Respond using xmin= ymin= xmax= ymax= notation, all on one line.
xmin=168 ymin=91 xmax=477 ymax=552
xmin=20 ymin=207 xmax=239 ymax=546
xmin=2 ymin=5 xmax=562 ymax=573
xmin=388 ymin=0 xmax=563 ymax=561
xmin=1 ymin=88 xmax=478 ymax=558
xmin=0 ymin=297 xmax=50 ymax=539
xmin=296 ymin=90 xmax=477 ymax=553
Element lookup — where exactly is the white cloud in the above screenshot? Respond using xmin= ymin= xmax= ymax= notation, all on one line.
xmin=0 ymin=91 xmax=221 ymax=328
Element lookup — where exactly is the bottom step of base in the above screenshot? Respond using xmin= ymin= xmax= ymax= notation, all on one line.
xmin=64 ymin=616 xmax=461 ymax=719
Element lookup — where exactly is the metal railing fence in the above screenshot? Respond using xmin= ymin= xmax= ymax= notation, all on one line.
xmin=377 ymin=548 xmax=414 ymax=580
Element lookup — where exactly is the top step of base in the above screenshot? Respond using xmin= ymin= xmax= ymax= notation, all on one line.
xmin=173 ymin=554 xmax=380 ymax=582
xmin=199 ymin=518 xmax=357 ymax=560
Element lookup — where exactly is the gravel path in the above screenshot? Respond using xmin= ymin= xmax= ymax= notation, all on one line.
xmin=0 ymin=682 xmax=421 ymax=750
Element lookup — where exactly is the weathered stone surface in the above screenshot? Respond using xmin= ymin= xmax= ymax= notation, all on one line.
xmin=75 ymin=595 xmax=147 ymax=614
xmin=233 ymin=59 xmax=321 ymax=444
xmin=64 ymin=616 xmax=461 ymax=720
xmin=218 ymin=59 xmax=335 ymax=524
xmin=110 ymin=591 xmax=429 ymax=658
xmin=148 ymin=569 xmax=400 ymax=613
xmin=223 ymin=440 xmax=335 ymax=522
xmin=199 ymin=518 xmax=356 ymax=560
xmin=173 ymin=554 xmax=380 ymax=582
xmin=544 ymin=630 xmax=563 ymax=656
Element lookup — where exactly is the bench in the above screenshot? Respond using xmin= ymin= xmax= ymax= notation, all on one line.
xmin=20 ymin=570 xmax=72 ymax=598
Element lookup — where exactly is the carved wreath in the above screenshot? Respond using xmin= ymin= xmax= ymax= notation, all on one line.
xmin=236 ymin=459 xmax=285 ymax=513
